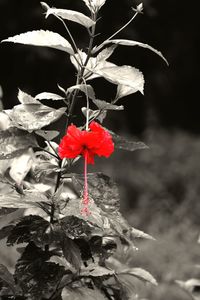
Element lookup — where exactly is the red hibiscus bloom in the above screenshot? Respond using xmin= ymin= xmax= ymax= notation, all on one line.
xmin=58 ymin=121 xmax=114 ymax=215
xmin=58 ymin=121 xmax=114 ymax=164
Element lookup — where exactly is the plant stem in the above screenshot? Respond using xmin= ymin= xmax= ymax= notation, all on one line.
xmin=93 ymin=11 xmax=139 ymax=54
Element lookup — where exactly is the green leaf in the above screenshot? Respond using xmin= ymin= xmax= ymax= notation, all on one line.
xmin=7 ymin=215 xmax=50 ymax=246
xmin=2 ymin=30 xmax=74 ymax=54
xmin=92 ymin=99 xmax=124 ymax=111
xmin=93 ymin=65 xmax=144 ymax=94
xmin=15 ymin=242 xmax=65 ymax=300
xmin=35 ymin=92 xmax=65 ymax=101
xmin=109 ymin=130 xmax=149 ymax=152
xmin=0 ymin=264 xmax=16 ymax=295
xmin=117 ymin=268 xmax=157 ymax=286
xmin=35 ymin=129 xmax=59 ymax=140
xmin=62 ymin=287 xmax=107 ymax=300
xmin=62 ymin=236 xmax=82 ymax=271
xmin=100 ymin=39 xmax=168 ymax=65
xmin=0 ymin=127 xmax=37 ymax=160
xmin=6 ymin=103 xmax=66 ymax=132
xmin=41 ymin=2 xmax=95 ymax=28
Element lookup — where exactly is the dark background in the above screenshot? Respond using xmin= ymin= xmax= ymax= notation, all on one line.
xmin=0 ymin=1 xmax=200 ymax=300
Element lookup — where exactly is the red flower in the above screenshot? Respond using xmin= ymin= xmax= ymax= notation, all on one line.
xmin=58 ymin=121 xmax=114 ymax=164
xmin=58 ymin=121 xmax=114 ymax=216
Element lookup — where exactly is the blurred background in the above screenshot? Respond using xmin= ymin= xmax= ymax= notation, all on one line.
xmin=0 ymin=0 xmax=200 ymax=299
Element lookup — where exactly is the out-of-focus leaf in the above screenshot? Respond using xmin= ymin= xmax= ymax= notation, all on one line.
xmin=0 ymin=112 xmax=12 ymax=130
xmin=15 ymin=242 xmax=65 ymax=300
xmin=92 ymin=99 xmax=124 ymax=111
xmin=7 ymin=215 xmax=50 ymax=246
xmin=0 ymin=225 xmax=15 ymax=241
xmin=0 ymin=208 xmax=18 ymax=217
xmin=0 ymin=187 xmax=50 ymax=208
xmin=35 ymin=129 xmax=59 ymax=140
xmin=62 ymin=236 xmax=82 ymax=271
xmin=9 ymin=149 xmax=34 ymax=185
xmin=41 ymin=2 xmax=95 ymax=28
xmin=81 ymin=263 xmax=114 ymax=277
xmin=35 ymin=92 xmax=64 ymax=101
xmin=67 ymin=84 xmax=96 ymax=100
xmin=0 ymin=128 xmax=37 ymax=160
xmin=82 ymin=0 xmax=107 ymax=13
xmin=94 ymin=65 xmax=144 ymax=94
xmin=117 ymin=268 xmax=157 ymax=286
xmin=2 ymin=30 xmax=74 ymax=54
xmin=176 ymin=278 xmax=200 ymax=299
xmin=109 ymin=130 xmax=148 ymax=152
xmin=62 ymin=287 xmax=107 ymax=300
xmin=6 ymin=103 xmax=66 ymax=132
xmin=130 ymin=227 xmax=155 ymax=240
xmin=100 ymin=39 xmax=168 ymax=65
xmin=0 ymin=264 xmax=16 ymax=295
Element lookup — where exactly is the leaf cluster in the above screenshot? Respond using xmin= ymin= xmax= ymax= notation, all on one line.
xmin=0 ymin=0 xmax=167 ymax=299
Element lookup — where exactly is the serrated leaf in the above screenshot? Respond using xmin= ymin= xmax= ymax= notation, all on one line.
xmin=15 ymin=242 xmax=65 ymax=300
xmin=7 ymin=215 xmax=50 ymax=246
xmin=2 ymin=30 xmax=74 ymax=54
xmin=92 ymin=99 xmax=124 ymax=111
xmin=6 ymin=103 xmax=66 ymax=132
xmin=0 ymin=264 xmax=16 ymax=295
xmin=118 ymin=268 xmax=157 ymax=286
xmin=0 ymin=128 xmax=37 ymax=160
xmin=35 ymin=92 xmax=64 ymax=101
xmin=67 ymin=84 xmax=96 ymax=100
xmin=109 ymin=130 xmax=149 ymax=152
xmin=82 ymin=0 xmax=107 ymax=13
xmin=62 ymin=236 xmax=82 ymax=271
xmin=35 ymin=129 xmax=59 ymax=140
xmin=100 ymin=39 xmax=168 ymax=65
xmin=94 ymin=65 xmax=144 ymax=94
xmin=60 ymin=215 xmax=93 ymax=239
xmin=42 ymin=2 xmax=95 ymax=28
xmin=62 ymin=287 xmax=107 ymax=300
